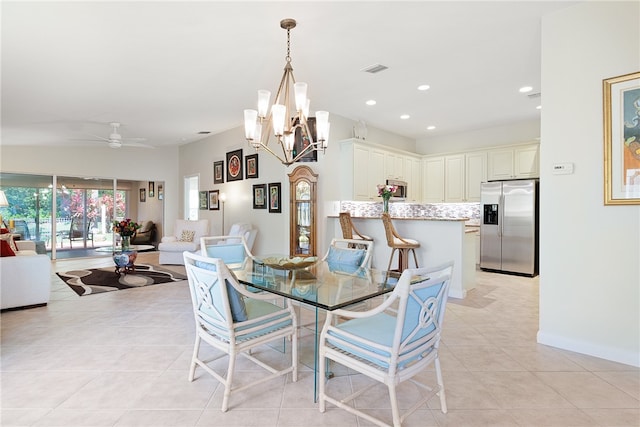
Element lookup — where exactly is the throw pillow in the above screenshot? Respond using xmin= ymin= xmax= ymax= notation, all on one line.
xmin=180 ymin=230 xmax=196 ymax=242
xmin=0 ymin=232 xmax=18 ymax=253
xmin=0 ymin=239 xmax=16 ymax=257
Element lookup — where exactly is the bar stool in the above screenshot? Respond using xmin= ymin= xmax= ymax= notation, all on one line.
xmin=381 ymin=213 xmax=420 ymax=273
xmin=339 ymin=212 xmax=373 ymax=248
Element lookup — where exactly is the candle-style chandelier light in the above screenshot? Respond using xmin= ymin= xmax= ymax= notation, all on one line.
xmin=243 ymin=18 xmax=330 ymax=166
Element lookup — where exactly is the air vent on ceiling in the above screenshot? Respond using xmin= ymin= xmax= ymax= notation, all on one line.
xmin=361 ymin=63 xmax=389 ymax=74
xmin=528 ymin=92 xmax=541 ymax=99
xmin=197 ymin=131 xmax=211 ymax=135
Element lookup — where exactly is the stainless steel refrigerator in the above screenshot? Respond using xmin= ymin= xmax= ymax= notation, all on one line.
xmin=480 ymin=179 xmax=539 ymax=276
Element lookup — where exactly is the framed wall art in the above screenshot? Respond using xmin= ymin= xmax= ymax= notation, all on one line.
xmin=157 ymin=184 xmax=163 ymax=200
xmin=293 ymin=117 xmax=317 ymax=162
xmin=603 ymin=71 xmax=640 ymax=205
xmin=245 ymin=153 xmax=259 ymax=179
xmin=209 ymin=190 xmax=220 ymax=210
xmin=148 ymin=181 xmax=155 ymax=198
xmin=268 ymin=182 xmax=281 ymax=213
xmin=226 ymin=149 xmax=243 ymax=182
xmin=213 ymin=161 xmax=224 ymax=184
xmin=253 ymin=184 xmax=267 ymax=209
xmin=139 ymin=188 xmax=146 ymax=203
xmin=199 ymin=191 xmax=208 ymax=210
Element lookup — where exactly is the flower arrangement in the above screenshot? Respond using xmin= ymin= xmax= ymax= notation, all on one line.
xmin=112 ymin=219 xmax=140 ymax=237
xmin=377 ymin=184 xmax=398 ymax=201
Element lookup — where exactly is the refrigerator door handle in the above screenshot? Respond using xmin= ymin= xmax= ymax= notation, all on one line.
xmin=499 ymin=194 xmax=505 ymax=237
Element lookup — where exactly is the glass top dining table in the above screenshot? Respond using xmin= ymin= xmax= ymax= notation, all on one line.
xmin=234 ymin=256 xmax=400 ymax=401
xmin=234 ymin=255 xmax=399 ymax=311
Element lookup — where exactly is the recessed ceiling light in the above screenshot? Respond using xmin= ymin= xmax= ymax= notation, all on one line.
xmin=365 ymin=100 xmax=377 ymax=106
xmin=417 ymin=84 xmax=430 ymax=91
xmin=519 ymin=86 xmax=533 ymax=93
xmin=427 ymin=125 xmax=436 ymax=130
xmin=536 ymin=105 xmax=542 ymax=110
xmin=400 ymin=114 xmax=410 ymax=120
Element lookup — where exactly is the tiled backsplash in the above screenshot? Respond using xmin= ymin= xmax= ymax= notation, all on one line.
xmin=340 ymin=201 xmax=480 ymax=224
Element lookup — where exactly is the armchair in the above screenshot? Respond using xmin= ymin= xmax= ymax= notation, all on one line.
xmin=131 ymin=220 xmax=156 ymax=245
xmin=183 ymin=252 xmax=298 ymax=412
xmin=319 ymin=262 xmax=453 ymax=427
xmin=158 ymin=219 xmax=209 ymax=264
xmin=226 ymin=223 xmax=257 ymax=251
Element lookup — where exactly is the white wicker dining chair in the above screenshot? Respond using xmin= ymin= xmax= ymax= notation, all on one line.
xmin=318 ymin=262 xmax=453 ymax=427
xmin=183 ymin=251 xmax=298 ymax=412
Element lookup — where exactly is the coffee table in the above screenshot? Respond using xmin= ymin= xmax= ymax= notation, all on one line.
xmin=95 ymin=244 xmax=155 ymax=253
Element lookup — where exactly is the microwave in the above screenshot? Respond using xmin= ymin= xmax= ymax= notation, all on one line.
xmin=385 ymin=179 xmax=408 ymax=200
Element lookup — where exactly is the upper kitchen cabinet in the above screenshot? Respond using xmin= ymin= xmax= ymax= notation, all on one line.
xmin=341 ymin=138 xmax=421 ymax=201
xmin=487 ymin=143 xmax=539 ymax=180
xmin=465 ymin=151 xmax=487 ymax=202
xmin=424 ymin=152 xmax=487 ymax=203
xmin=340 ymin=139 xmax=386 ymax=201
xmin=423 ymin=156 xmax=445 ymax=203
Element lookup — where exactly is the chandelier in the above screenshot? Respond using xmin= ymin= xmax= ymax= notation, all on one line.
xmin=243 ymin=18 xmax=330 ymax=166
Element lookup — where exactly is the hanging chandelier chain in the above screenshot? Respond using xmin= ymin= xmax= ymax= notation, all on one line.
xmin=286 ymin=27 xmax=291 ymax=63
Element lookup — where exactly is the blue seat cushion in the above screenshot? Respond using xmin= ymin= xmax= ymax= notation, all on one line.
xmin=195 ymin=260 xmax=247 ymax=322
xmin=203 ymin=243 xmax=247 ymax=268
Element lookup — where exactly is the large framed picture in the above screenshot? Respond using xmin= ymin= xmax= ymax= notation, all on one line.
xmin=293 ymin=117 xmax=317 ymax=162
xmin=268 ymin=182 xmax=281 ymax=213
xmin=209 ymin=190 xmax=220 ymax=210
xmin=603 ymin=71 xmax=640 ymax=205
xmin=199 ymin=191 xmax=208 ymax=210
xmin=253 ymin=184 xmax=267 ymax=209
xmin=226 ymin=149 xmax=243 ymax=182
xmin=213 ymin=161 xmax=224 ymax=184
xmin=245 ymin=153 xmax=258 ymax=179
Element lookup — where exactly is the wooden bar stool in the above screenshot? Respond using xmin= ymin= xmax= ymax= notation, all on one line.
xmin=339 ymin=212 xmax=373 ymax=248
xmin=381 ymin=213 xmax=420 ymax=273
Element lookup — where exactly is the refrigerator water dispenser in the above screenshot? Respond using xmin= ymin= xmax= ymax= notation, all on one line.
xmin=483 ymin=204 xmax=499 ymax=225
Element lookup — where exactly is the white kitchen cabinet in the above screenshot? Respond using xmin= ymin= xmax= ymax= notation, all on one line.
xmin=445 ymin=154 xmax=465 ymax=202
xmin=487 ymin=143 xmax=539 ymax=180
xmin=514 ymin=144 xmax=540 ymax=178
xmin=341 ymin=139 xmax=389 ymax=201
xmin=385 ymin=152 xmax=405 ymax=180
xmin=465 ymin=151 xmax=487 ymax=202
xmin=407 ymin=157 xmax=423 ymax=202
xmin=423 ymin=156 xmax=445 ymax=202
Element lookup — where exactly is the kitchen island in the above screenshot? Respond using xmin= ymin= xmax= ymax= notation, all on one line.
xmin=327 ymin=215 xmax=475 ymax=299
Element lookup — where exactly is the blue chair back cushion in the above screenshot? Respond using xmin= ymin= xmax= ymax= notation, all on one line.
xmin=194 ymin=260 xmax=248 ymax=322
xmin=204 ymin=243 xmax=246 ymax=265
xmin=326 ymin=246 xmax=365 ymax=274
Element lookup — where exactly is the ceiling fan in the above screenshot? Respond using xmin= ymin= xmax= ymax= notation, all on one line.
xmin=75 ymin=122 xmax=153 ymax=149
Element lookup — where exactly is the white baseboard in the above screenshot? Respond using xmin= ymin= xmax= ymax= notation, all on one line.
xmin=537 ymin=331 xmax=640 ymax=368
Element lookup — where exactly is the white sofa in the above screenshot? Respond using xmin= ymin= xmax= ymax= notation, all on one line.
xmin=1 ymin=241 xmax=52 ymax=310
xmin=158 ymin=219 xmax=209 ymax=265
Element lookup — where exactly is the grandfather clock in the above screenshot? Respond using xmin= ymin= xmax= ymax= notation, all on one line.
xmin=288 ymin=165 xmax=318 ymax=257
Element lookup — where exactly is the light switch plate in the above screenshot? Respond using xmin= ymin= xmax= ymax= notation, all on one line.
xmin=552 ymin=163 xmax=574 ymax=175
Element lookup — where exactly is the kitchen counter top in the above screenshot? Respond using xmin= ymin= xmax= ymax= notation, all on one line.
xmin=328 ymin=215 xmax=469 ymax=222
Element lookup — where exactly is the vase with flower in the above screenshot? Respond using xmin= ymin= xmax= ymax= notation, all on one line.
xmin=377 ymin=184 xmax=398 ymax=214
xmin=112 ymin=218 xmax=140 ymax=251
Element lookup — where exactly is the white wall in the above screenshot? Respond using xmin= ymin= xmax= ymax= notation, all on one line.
xmin=0 ymin=145 xmax=179 ymax=237
xmin=415 ymin=118 xmax=541 ymax=155
xmin=538 ymin=1 xmax=640 ymax=366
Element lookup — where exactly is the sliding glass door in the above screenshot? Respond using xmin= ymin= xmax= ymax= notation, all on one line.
xmin=0 ymin=173 xmax=148 ymax=259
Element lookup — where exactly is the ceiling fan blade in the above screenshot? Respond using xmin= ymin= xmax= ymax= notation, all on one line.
xmin=121 ymin=141 xmax=155 ymax=149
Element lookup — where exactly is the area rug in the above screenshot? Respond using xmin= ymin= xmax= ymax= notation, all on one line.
xmin=56 ymin=264 xmax=187 ymax=296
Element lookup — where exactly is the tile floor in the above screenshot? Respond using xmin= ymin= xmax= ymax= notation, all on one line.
xmin=1 ymin=253 xmax=638 ymax=426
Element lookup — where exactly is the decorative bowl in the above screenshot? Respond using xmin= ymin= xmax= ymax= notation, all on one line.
xmin=258 ymin=256 xmax=318 ymax=270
